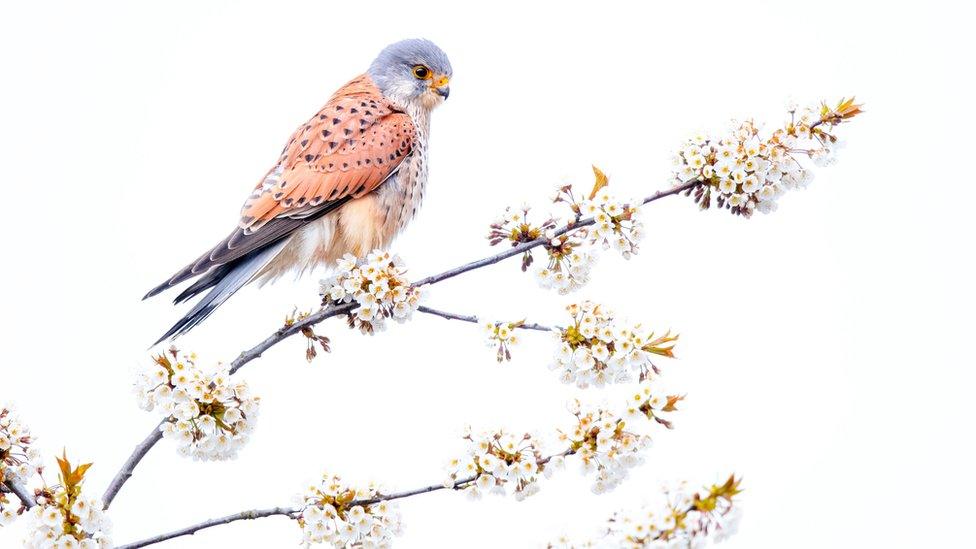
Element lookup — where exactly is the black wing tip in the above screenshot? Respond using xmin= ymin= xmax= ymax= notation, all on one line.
xmin=144 ymin=266 xmax=200 ymax=301
xmin=150 ymin=303 xmax=219 ymax=348
xmin=151 ymin=315 xmax=188 ymax=348
xmin=150 ymin=325 xmax=179 ymax=349
xmin=172 ymin=264 xmax=234 ymax=305
xmin=143 ymin=283 xmax=170 ymax=301
xmin=149 ymin=333 xmax=173 ymax=350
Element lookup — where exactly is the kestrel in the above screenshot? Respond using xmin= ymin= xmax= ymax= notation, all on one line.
xmin=144 ymin=39 xmax=452 ymax=344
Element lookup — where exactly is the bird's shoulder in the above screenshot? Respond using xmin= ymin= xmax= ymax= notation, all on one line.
xmin=239 ymin=75 xmax=417 ymax=232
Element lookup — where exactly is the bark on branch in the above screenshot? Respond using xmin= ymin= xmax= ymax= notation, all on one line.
xmin=115 ymin=506 xmax=299 ymax=549
xmin=418 ymin=305 xmax=554 ymax=331
xmin=2 ymin=479 xmax=35 ymax=509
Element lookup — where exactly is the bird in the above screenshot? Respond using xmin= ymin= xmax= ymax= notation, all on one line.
xmin=144 ymin=39 xmax=452 ymax=345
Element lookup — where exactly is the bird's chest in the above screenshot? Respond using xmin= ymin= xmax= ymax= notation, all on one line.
xmin=291 ymin=141 xmax=429 ymax=269
xmin=380 ymin=141 xmax=428 ymax=231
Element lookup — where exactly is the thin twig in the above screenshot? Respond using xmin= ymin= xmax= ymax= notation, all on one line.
xmin=2 ymin=479 xmax=35 ymax=509
xmin=227 ymin=302 xmax=356 ymax=376
xmin=101 ymin=180 xmax=698 ymax=510
xmin=113 ymin=483 xmax=473 ymax=549
xmin=418 ymin=305 xmax=554 ymax=331
xmin=100 ymin=420 xmax=166 ymax=509
xmin=114 ymin=506 xmax=299 ymax=549
xmin=116 ymin=448 xmax=577 ymax=548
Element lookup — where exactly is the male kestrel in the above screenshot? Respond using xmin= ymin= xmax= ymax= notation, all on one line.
xmin=144 ymin=39 xmax=452 ymax=344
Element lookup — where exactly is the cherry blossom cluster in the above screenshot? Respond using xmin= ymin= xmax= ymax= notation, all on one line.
xmin=549 ymin=302 xmax=677 ymax=388
xmin=320 ymin=250 xmax=424 ymax=334
xmin=441 ymin=384 xmax=682 ymax=503
xmin=487 ymin=204 xmax=558 ymax=272
xmin=24 ymin=453 xmax=112 ymax=548
xmin=1 ymin=406 xmax=42 ymax=523
xmin=487 ymin=168 xmax=642 ymax=294
xmin=548 ymin=475 xmax=742 ymax=549
xmin=552 ymin=170 xmax=644 ymax=259
xmin=561 ymin=399 xmax=653 ymax=495
xmin=483 ymin=320 xmax=523 ymax=362
xmin=444 ymin=429 xmax=548 ymax=501
xmin=623 ymin=383 xmax=685 ymax=431
xmin=559 ymin=382 xmax=682 ymax=494
xmin=489 ymin=203 xmax=597 ymax=294
xmin=296 ymin=472 xmax=402 ymax=547
xmin=547 ymin=475 xmax=742 ymax=548
xmin=134 ymin=349 xmax=260 ymax=460
xmin=672 ymin=97 xmax=863 ymax=217
xmin=535 ymin=234 xmax=597 ymax=294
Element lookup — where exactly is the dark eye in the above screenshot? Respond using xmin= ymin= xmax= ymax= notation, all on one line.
xmin=412 ymin=65 xmax=431 ymax=79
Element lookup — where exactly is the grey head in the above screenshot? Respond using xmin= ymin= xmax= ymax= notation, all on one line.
xmin=367 ymin=39 xmax=452 ymax=111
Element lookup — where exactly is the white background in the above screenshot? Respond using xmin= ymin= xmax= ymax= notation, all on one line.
xmin=2 ymin=1 xmax=973 ymax=547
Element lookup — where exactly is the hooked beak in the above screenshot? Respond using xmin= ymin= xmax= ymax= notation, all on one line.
xmin=432 ymin=74 xmax=450 ymax=100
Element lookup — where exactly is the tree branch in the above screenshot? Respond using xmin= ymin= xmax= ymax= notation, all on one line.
xmin=112 ymin=482 xmax=473 ymax=549
xmin=227 ymin=302 xmax=356 ymax=376
xmin=418 ymin=305 xmax=554 ymax=331
xmin=411 ymin=179 xmax=700 ymax=288
xmin=114 ymin=506 xmax=299 ymax=549
xmin=102 ymin=303 xmax=356 ymax=508
xmin=100 ymin=420 xmax=166 ymax=509
xmin=101 ymin=180 xmax=697 ymax=510
xmin=2 ymin=479 xmax=35 ymax=509
xmin=115 ymin=448 xmax=577 ymax=548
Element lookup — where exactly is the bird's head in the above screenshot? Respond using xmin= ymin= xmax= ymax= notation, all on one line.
xmin=368 ymin=39 xmax=452 ymax=112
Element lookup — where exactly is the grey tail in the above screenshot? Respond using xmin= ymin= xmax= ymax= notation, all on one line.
xmin=152 ymin=241 xmax=285 ymax=347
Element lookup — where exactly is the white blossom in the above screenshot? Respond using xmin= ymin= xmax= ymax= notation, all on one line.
xmin=491 ymin=168 xmax=651 ymax=292
xmin=134 ymin=351 xmax=260 ymax=461
xmin=23 ymin=488 xmax=111 ymax=548
xmin=483 ymin=320 xmax=522 ymax=362
xmin=549 ymin=475 xmax=741 ymax=548
xmin=580 ymin=189 xmax=644 ymax=259
xmin=297 ymin=472 xmax=402 ymax=547
xmin=671 ymin=98 xmax=861 ymax=217
xmin=549 ymin=302 xmax=677 ymax=389
xmin=320 ymin=250 xmax=424 ymax=334
xmin=445 ymin=430 xmax=546 ymax=500
xmin=535 ymin=240 xmax=596 ymax=295
xmin=561 ymin=408 xmax=647 ymax=494
xmin=1 ymin=405 xmax=42 ymax=525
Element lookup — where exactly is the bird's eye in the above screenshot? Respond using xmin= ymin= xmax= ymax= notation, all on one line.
xmin=412 ymin=65 xmax=432 ymax=79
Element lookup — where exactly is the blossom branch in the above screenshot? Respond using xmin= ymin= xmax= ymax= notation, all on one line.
xmin=116 ymin=448 xmax=577 ymax=549
xmin=113 ymin=485 xmax=453 ymax=548
xmin=227 ymin=302 xmax=357 ymax=376
xmin=101 ymin=303 xmax=356 ymax=509
xmin=549 ymin=474 xmax=743 ymax=547
xmin=411 ymin=179 xmax=701 ymax=288
xmin=9 ymin=98 xmax=861 ymax=547
xmin=101 ymin=182 xmax=697 ymax=510
xmin=1 ymin=405 xmax=40 ymax=516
